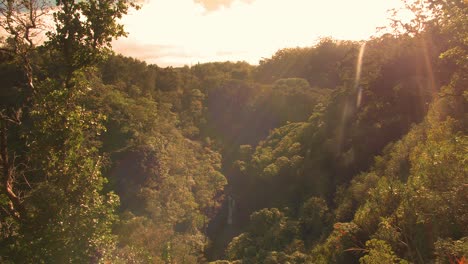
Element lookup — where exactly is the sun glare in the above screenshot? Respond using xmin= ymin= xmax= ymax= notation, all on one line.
xmin=114 ymin=0 xmax=405 ymax=66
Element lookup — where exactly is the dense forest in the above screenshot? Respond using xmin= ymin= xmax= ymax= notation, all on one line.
xmin=0 ymin=0 xmax=466 ymax=263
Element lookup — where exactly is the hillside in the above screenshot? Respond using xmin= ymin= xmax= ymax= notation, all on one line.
xmin=0 ymin=0 xmax=466 ymax=263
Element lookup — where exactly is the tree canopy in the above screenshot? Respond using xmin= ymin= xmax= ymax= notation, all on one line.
xmin=0 ymin=0 xmax=466 ymax=263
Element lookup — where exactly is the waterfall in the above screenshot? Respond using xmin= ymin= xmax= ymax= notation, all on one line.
xmin=227 ymin=195 xmax=235 ymax=225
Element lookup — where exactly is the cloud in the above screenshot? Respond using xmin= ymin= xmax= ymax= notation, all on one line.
xmin=194 ymin=0 xmax=255 ymax=11
xmin=112 ymin=40 xmax=194 ymax=66
xmin=112 ymin=38 xmax=251 ymax=66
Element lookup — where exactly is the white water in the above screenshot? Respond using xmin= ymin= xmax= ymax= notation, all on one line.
xmin=355 ymin=42 xmax=366 ymax=108
xmin=227 ymin=195 xmax=235 ymax=225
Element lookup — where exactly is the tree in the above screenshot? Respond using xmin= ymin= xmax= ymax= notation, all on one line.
xmin=0 ymin=0 xmax=136 ymax=262
xmin=226 ymin=208 xmax=302 ymax=263
xmin=359 ymin=239 xmax=408 ymax=264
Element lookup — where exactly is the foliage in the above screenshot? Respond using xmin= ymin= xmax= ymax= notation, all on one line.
xmin=226 ymin=208 xmax=306 ymax=263
xmin=359 ymin=239 xmax=409 ymax=264
xmin=0 ymin=0 xmax=135 ymax=262
xmin=0 ymin=0 xmax=466 ymax=262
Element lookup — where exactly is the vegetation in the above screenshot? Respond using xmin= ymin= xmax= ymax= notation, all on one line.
xmin=0 ymin=0 xmax=466 ymax=263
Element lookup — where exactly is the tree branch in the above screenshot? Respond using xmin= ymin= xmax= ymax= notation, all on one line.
xmin=0 ymin=120 xmax=23 ymax=220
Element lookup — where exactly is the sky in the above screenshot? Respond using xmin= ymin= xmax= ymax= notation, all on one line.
xmin=113 ymin=0 xmax=404 ymax=67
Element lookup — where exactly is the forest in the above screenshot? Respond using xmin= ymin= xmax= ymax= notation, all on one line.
xmin=0 ymin=0 xmax=466 ymax=263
